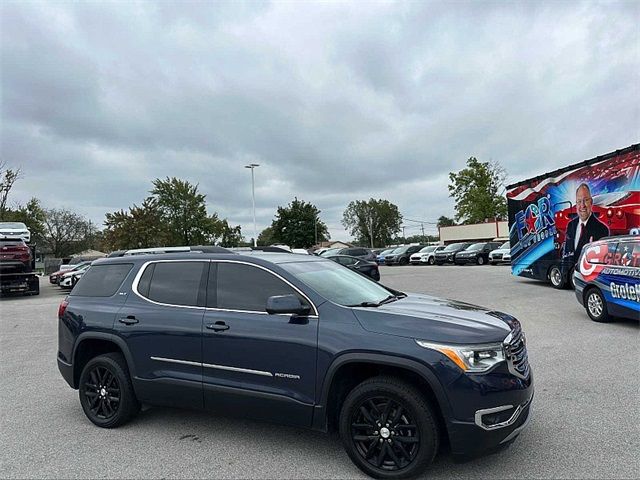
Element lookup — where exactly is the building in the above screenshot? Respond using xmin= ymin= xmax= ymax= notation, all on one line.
xmin=439 ymin=219 xmax=508 ymax=244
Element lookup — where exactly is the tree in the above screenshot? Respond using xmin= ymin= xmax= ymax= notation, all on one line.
xmin=41 ymin=208 xmax=96 ymax=257
xmin=342 ymin=199 xmax=402 ymax=247
xmin=437 ymin=215 xmax=456 ymax=228
xmin=271 ymin=198 xmax=329 ymax=248
xmin=257 ymin=226 xmax=276 ymax=246
xmin=151 ymin=177 xmax=216 ymax=245
xmin=219 ymin=220 xmax=244 ymax=247
xmin=448 ymin=158 xmax=507 ymax=224
xmin=0 ymin=162 xmax=22 ymax=219
xmin=103 ymin=198 xmax=170 ymax=250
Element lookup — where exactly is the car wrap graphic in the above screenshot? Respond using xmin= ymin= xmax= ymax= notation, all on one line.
xmin=507 ymin=145 xmax=640 ymax=279
xmin=578 ymin=242 xmax=640 ymax=310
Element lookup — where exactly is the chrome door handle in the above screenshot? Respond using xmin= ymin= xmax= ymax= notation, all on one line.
xmin=119 ymin=315 xmax=138 ymax=325
xmin=206 ymin=322 xmax=229 ymax=332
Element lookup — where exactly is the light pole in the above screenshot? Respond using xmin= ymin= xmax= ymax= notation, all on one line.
xmin=244 ymin=163 xmax=259 ymax=247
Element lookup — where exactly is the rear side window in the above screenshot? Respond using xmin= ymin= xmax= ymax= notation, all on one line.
xmin=72 ymin=264 xmax=133 ymax=297
xmin=144 ymin=262 xmax=206 ymax=307
xmin=214 ymin=262 xmax=307 ymax=312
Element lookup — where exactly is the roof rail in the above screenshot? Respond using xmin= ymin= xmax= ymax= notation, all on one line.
xmin=108 ymin=245 xmax=236 ymax=257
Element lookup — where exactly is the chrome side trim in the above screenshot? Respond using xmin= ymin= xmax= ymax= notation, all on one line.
xmin=150 ymin=356 xmax=201 ymax=368
xmin=202 ymin=362 xmax=273 ymax=377
xmin=150 ymin=356 xmax=273 ymax=377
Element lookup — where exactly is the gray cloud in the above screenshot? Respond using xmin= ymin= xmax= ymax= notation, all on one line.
xmin=1 ymin=0 xmax=638 ymax=242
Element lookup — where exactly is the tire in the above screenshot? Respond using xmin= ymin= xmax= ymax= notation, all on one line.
xmin=78 ymin=352 xmax=140 ymax=428
xmin=476 ymin=256 xmax=485 ymax=265
xmin=427 ymin=257 xmax=435 ymax=265
xmin=549 ymin=265 xmax=566 ymax=289
xmin=339 ymin=376 xmax=439 ymax=479
xmin=399 ymin=257 xmax=408 ymax=266
xmin=584 ymin=288 xmax=612 ymax=323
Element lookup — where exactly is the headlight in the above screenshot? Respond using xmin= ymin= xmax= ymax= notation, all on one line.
xmin=415 ymin=340 xmax=505 ymax=373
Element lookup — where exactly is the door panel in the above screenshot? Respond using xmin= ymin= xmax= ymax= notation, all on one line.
xmin=114 ymin=261 xmax=208 ymax=409
xmin=202 ymin=261 xmax=318 ymax=427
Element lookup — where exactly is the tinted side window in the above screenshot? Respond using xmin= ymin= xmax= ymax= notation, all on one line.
xmin=216 ymin=262 xmax=306 ymax=312
xmin=146 ymin=262 xmax=206 ymax=307
xmin=72 ymin=264 xmax=133 ymax=297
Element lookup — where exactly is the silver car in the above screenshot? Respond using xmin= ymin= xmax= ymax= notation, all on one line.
xmin=489 ymin=241 xmax=511 ymax=265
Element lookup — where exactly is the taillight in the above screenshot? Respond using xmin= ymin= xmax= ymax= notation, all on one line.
xmin=607 ymin=209 xmax=613 ymax=217
xmin=616 ymin=210 xmax=624 ymax=219
xmin=58 ymin=298 xmax=69 ymax=318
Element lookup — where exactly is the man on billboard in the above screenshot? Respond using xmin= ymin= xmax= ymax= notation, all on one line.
xmin=563 ymin=183 xmax=610 ymax=267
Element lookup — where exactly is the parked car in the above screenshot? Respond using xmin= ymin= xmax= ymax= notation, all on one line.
xmin=434 ymin=242 xmax=473 ymax=265
xmin=326 ymin=255 xmax=380 ymax=281
xmin=384 ymin=245 xmax=425 ymax=265
xmin=59 ymin=263 xmax=92 ymax=289
xmin=376 ymin=248 xmax=394 ymax=264
xmin=57 ymin=251 xmax=532 ymax=479
xmin=454 ymin=242 xmax=503 ymax=266
xmin=322 ymin=247 xmax=375 ymax=262
xmin=320 ymin=247 xmax=343 ymax=257
xmin=50 ymin=261 xmax=92 ymax=284
xmin=410 ymin=246 xmax=446 ymax=265
xmin=573 ymin=235 xmax=639 ymax=323
xmin=0 ymin=237 xmax=33 ymax=273
xmin=489 ymin=241 xmax=512 ymax=265
xmin=0 ymin=222 xmax=31 ymax=243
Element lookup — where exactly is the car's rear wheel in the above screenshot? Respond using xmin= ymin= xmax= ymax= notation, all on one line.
xmin=585 ymin=288 xmax=612 ymax=323
xmin=339 ymin=376 xmax=438 ymax=479
xmin=79 ymin=353 xmax=140 ymax=428
xmin=549 ymin=265 xmax=566 ymax=289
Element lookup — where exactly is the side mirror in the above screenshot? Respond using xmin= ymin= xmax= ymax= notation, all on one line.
xmin=266 ymin=294 xmax=311 ymax=316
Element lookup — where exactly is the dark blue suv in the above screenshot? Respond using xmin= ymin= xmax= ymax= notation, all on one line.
xmin=57 ymin=251 xmax=533 ymax=479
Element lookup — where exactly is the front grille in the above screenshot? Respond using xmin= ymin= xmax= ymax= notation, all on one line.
xmin=505 ymin=325 xmax=530 ymax=380
xmin=492 ymin=253 xmax=503 ymax=260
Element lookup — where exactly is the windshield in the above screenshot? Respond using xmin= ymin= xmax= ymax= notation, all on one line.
xmin=392 ymin=246 xmax=409 ymax=254
xmin=467 ymin=243 xmax=485 ymax=251
xmin=419 ymin=246 xmax=435 ymax=253
xmin=379 ymin=249 xmax=393 ymax=255
xmin=500 ymin=241 xmax=510 ymax=249
xmin=281 ymin=260 xmax=396 ymax=307
xmin=443 ymin=243 xmax=465 ymax=252
xmin=0 ymin=222 xmax=26 ymax=229
xmin=320 ymin=248 xmax=342 ymax=257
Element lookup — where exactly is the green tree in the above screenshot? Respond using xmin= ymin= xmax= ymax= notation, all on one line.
xmin=437 ymin=215 xmax=456 ymax=228
xmin=271 ymin=198 xmax=329 ymax=248
xmin=448 ymin=158 xmax=507 ymax=224
xmin=151 ymin=177 xmax=216 ymax=245
xmin=257 ymin=226 xmax=276 ymax=246
xmin=342 ymin=198 xmax=402 ymax=247
xmin=219 ymin=220 xmax=244 ymax=247
xmin=104 ymin=197 xmax=170 ymax=250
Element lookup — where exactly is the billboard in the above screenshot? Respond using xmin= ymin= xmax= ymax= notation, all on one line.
xmin=506 ymin=144 xmax=640 ymax=284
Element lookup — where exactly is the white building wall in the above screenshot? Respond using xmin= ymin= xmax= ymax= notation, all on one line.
xmin=440 ymin=221 xmax=508 ymax=243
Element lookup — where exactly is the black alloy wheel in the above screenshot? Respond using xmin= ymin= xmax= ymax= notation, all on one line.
xmin=339 ymin=376 xmax=438 ymax=479
xmin=79 ymin=353 xmax=140 ymax=428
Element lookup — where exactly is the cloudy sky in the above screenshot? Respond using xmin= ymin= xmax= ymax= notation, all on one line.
xmin=1 ymin=0 xmax=638 ymax=241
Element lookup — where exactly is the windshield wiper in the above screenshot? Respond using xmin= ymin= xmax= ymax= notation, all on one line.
xmin=349 ymin=294 xmax=404 ymax=308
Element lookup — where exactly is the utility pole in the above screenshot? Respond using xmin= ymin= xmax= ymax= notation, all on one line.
xmin=314 ymin=214 xmax=318 ymax=246
xmin=402 ymin=225 xmax=406 ymax=241
xmin=421 ymin=222 xmax=425 ymax=242
xmin=244 ymin=163 xmax=260 ymax=247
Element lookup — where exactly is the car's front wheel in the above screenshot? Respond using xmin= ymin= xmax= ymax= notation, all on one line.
xmin=427 ymin=257 xmax=435 ymax=265
xmin=476 ymin=256 xmax=485 ymax=265
xmin=339 ymin=376 xmax=439 ymax=479
xmin=585 ymin=288 xmax=612 ymax=323
xmin=79 ymin=352 xmax=140 ymax=428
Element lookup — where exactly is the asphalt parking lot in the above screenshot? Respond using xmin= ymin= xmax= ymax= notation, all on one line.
xmin=1 ymin=265 xmax=638 ymax=479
